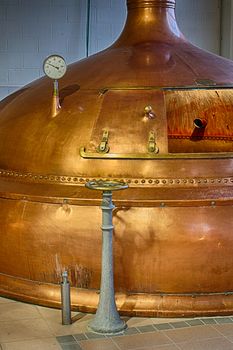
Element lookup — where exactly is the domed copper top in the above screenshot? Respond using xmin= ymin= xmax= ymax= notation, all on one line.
xmin=0 ymin=0 xmax=232 ymax=189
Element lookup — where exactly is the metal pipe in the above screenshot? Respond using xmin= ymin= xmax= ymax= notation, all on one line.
xmin=61 ymin=271 xmax=72 ymax=325
xmin=86 ymin=180 xmax=128 ymax=334
xmin=194 ymin=118 xmax=207 ymax=129
xmin=52 ymin=79 xmax=61 ymax=118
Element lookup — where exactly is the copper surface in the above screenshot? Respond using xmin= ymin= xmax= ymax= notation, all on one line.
xmin=0 ymin=0 xmax=232 ymax=316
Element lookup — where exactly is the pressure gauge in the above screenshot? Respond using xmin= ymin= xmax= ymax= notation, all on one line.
xmin=43 ymin=54 xmax=67 ymax=80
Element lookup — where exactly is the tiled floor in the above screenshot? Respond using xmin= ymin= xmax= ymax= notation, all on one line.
xmin=1 ymin=296 xmax=233 ymax=349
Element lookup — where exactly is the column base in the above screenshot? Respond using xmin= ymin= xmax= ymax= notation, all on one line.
xmin=88 ymin=319 xmax=127 ymax=335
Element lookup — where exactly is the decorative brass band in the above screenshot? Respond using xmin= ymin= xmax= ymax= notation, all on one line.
xmin=127 ymin=0 xmax=176 ymax=9
xmin=0 ymin=169 xmax=232 ymax=187
xmin=80 ymin=147 xmax=233 ymax=160
xmin=99 ymin=85 xmax=233 ymax=94
xmin=168 ymin=135 xmax=233 ymax=141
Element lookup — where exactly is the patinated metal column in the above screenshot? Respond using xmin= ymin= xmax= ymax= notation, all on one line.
xmin=85 ymin=180 xmax=128 ymax=334
xmin=61 ymin=271 xmax=72 ymax=325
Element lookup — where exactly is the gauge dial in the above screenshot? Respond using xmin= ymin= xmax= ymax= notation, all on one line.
xmin=43 ymin=55 xmax=67 ymax=80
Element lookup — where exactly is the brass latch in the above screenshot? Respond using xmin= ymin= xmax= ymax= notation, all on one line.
xmin=144 ymin=106 xmax=156 ymax=119
xmin=97 ymin=130 xmax=110 ymax=153
xmin=148 ymin=131 xmax=159 ymax=153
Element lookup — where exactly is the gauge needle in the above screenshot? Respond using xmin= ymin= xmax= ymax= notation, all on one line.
xmin=48 ymin=63 xmax=59 ymax=70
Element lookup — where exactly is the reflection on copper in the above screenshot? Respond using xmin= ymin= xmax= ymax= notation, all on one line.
xmin=129 ymin=43 xmax=175 ymax=72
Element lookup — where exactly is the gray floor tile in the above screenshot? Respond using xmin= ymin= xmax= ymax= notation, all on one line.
xmin=215 ymin=317 xmax=233 ymax=324
xmin=186 ymin=319 xmax=204 ymax=326
xmin=155 ymin=323 xmax=173 ymax=331
xmin=57 ymin=335 xmax=76 ymax=344
xmin=124 ymin=327 xmax=140 ymax=335
xmin=137 ymin=325 xmax=156 ymax=333
xmin=201 ymin=318 xmax=217 ymax=325
xmin=169 ymin=321 xmax=190 ymax=329
xmin=73 ymin=333 xmax=88 ymax=341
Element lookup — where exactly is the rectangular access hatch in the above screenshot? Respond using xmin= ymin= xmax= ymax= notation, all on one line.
xmin=86 ymin=89 xmax=168 ymax=156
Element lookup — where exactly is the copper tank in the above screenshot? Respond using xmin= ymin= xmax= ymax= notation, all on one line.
xmin=0 ymin=0 xmax=233 ymax=317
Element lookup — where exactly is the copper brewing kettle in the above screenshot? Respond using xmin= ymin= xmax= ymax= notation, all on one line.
xmin=0 ymin=0 xmax=232 ymax=317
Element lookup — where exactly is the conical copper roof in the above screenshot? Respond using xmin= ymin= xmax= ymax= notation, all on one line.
xmin=0 ymin=0 xmax=232 ymax=179
xmin=0 ymin=0 xmax=233 ymax=317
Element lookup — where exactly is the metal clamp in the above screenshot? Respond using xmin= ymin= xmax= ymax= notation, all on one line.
xmin=148 ymin=131 xmax=159 ymax=153
xmin=97 ymin=130 xmax=110 ymax=153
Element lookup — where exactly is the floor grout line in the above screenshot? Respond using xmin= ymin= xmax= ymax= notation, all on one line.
xmin=161 ymin=325 xmax=225 ymax=347
xmin=55 ymin=318 xmax=233 ymax=342
xmin=209 ymin=323 xmax=233 ymax=344
xmin=109 ymin=337 xmax=122 ymax=350
xmin=0 ymin=306 xmax=228 ymax=350
xmin=0 ymin=315 xmax=46 ymax=323
xmin=161 ymin=330 xmax=182 ymax=350
xmin=39 ymin=312 xmax=64 ymax=338
xmin=110 ymin=333 xmax=126 ymax=350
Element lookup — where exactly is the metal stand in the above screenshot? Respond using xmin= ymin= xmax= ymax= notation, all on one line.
xmin=61 ymin=271 xmax=72 ymax=325
xmin=52 ymin=79 xmax=61 ymax=118
xmin=85 ymin=180 xmax=128 ymax=335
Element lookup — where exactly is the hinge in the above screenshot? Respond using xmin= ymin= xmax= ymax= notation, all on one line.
xmin=97 ymin=130 xmax=110 ymax=153
xmin=148 ymin=131 xmax=159 ymax=153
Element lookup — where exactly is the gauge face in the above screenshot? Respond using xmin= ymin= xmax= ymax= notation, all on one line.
xmin=43 ymin=55 xmax=67 ymax=80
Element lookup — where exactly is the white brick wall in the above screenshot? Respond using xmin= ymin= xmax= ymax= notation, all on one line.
xmin=0 ymin=0 xmax=87 ymax=100
xmin=88 ymin=0 xmax=126 ymax=55
xmin=176 ymin=0 xmax=221 ymax=54
xmin=0 ymin=0 xmax=231 ymax=101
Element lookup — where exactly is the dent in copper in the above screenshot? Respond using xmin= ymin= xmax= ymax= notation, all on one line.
xmin=0 ymin=0 xmax=232 ymax=317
